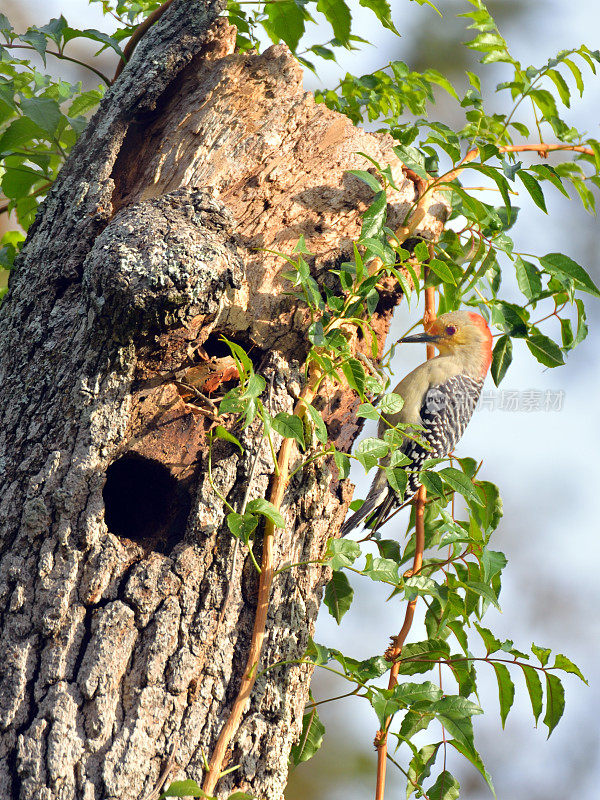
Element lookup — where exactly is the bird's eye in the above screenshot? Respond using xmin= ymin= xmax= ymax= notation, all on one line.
xmin=445 ymin=325 xmax=457 ymax=335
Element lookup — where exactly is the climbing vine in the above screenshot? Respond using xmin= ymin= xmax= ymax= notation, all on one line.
xmin=1 ymin=1 xmax=598 ymax=799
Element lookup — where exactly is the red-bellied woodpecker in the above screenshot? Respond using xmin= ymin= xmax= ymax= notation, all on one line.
xmin=341 ymin=310 xmax=493 ymax=536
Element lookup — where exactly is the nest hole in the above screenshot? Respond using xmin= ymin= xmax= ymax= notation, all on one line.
xmin=103 ymin=453 xmax=190 ymax=552
xmin=202 ymin=331 xmax=265 ymax=370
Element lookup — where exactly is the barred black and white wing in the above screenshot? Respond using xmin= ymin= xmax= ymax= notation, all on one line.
xmin=341 ymin=374 xmax=484 ymax=536
xmin=403 ymin=374 xmax=484 ymax=495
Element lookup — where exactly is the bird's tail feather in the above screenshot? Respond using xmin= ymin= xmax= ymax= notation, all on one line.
xmin=340 ymin=470 xmax=390 ymax=537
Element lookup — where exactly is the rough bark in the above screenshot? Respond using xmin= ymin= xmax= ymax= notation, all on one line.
xmin=0 ymin=2 xmax=446 ymax=799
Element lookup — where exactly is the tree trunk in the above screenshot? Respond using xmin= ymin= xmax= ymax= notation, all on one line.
xmin=0 ymin=2 xmax=445 ymax=798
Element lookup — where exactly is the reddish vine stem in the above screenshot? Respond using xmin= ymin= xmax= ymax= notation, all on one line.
xmin=375 ymin=485 xmax=427 ymax=800
xmin=202 ymin=379 xmax=318 ymax=796
xmin=375 ymin=281 xmax=436 ymax=800
xmin=442 ymin=142 xmax=595 ymax=185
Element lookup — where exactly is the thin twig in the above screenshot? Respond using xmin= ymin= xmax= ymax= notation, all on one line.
xmin=113 ymin=0 xmax=175 ymax=81
xmin=137 ymin=739 xmax=180 ymax=800
xmin=202 ymin=371 xmax=321 ymax=796
xmin=0 ymin=181 xmax=53 ymax=216
xmin=216 ymin=425 xmax=265 ymax=629
xmin=3 ymin=43 xmax=111 ymax=84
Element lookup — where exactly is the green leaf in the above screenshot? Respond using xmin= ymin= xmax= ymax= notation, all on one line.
xmin=573 ymin=298 xmax=588 ymax=346
xmin=341 ymin=357 xmax=366 ymax=396
xmin=355 ymin=437 xmax=389 ymax=459
xmin=438 ymin=467 xmax=482 ymax=505
xmin=394 ymin=681 xmax=443 ymax=705
xmin=405 ymin=575 xmax=446 ymax=604
xmin=458 ymin=579 xmax=500 ymax=610
xmin=226 ymin=512 xmax=258 ymax=543
xmin=492 ymin=662 xmax=515 ymax=727
xmin=317 ymin=0 xmax=352 ymax=44
xmin=221 ymin=336 xmax=253 ymax=377
xmin=359 ymin=0 xmax=398 ymax=34
xmin=357 ymin=402 xmax=379 ymax=420
xmin=532 ymin=643 xmax=551 ymax=666
xmin=546 ymin=68 xmax=570 ymax=107
xmin=308 ymin=320 xmax=325 ymax=346
xmin=21 ymin=29 xmax=48 ymax=64
xmin=370 ymin=688 xmax=403 ymax=728
xmin=380 ymin=392 xmax=404 ymax=415
xmin=159 ymin=780 xmax=208 ymax=798
xmin=333 ymin=449 xmax=351 ymax=479
xmin=397 ymin=639 xmax=450 ymax=675
xmin=427 ymin=771 xmax=460 ymax=800
xmin=420 ymin=470 xmax=445 ymax=497
xmin=360 ymin=189 xmax=387 ymax=239
xmin=447 ymin=740 xmax=495 ymax=797
xmin=1 ymin=165 xmax=45 ymax=200
xmin=385 ymin=466 xmax=408 ymax=497
xmin=540 ymin=252 xmax=600 ymax=298
xmin=272 ymin=412 xmax=305 ymax=449
xmin=302 ymin=401 xmax=328 ymax=444
xmin=428 ymin=258 xmax=457 ymax=285
xmin=515 ymin=257 xmax=542 ymax=300
xmin=245 ymin=498 xmax=286 ymax=528
xmin=407 ymin=743 xmax=441 ymax=799
xmin=431 ymin=696 xmax=482 ymax=749
xmin=543 ymin=673 xmax=565 ymax=737
xmin=19 ymin=97 xmax=61 ymax=135
xmin=530 ymin=164 xmax=570 ymax=198
xmin=526 ymin=332 xmax=565 ymax=368
xmin=244 ymin=373 xmax=266 ymax=399
xmin=521 ymin=664 xmax=543 ymax=724
xmin=363 ymin=554 xmax=399 ymax=583
xmin=480 ymin=548 xmax=507 ymax=582
xmin=305 ymin=639 xmax=331 ymax=665
xmin=354 ymin=655 xmax=390 ymax=682
xmin=348 ymin=168 xmax=382 ymax=193
xmin=393 ymin=144 xmax=429 ymax=180
xmin=518 ymin=171 xmax=546 ymax=212
xmin=214 ymin=425 xmax=243 ymax=452
xmin=68 ymin=88 xmax=104 ymax=118
xmin=560 ymin=318 xmax=574 ymax=350
xmin=491 ymin=335 xmax=512 ymax=386
xmin=65 ymin=28 xmax=125 ymax=59
xmin=289 ymin=708 xmax=325 ymax=766
xmin=0 ymin=117 xmax=43 ymax=154
xmin=324 ymin=570 xmax=354 ymax=623
xmin=563 ymin=57 xmax=584 ymax=95
xmin=552 ymin=653 xmax=588 ymax=684
xmin=264 ymin=1 xmax=305 ymax=51
xmin=326 ymin=538 xmax=361 ymax=570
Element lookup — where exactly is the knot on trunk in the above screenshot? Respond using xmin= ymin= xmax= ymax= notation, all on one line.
xmin=83 ymin=187 xmax=248 ymax=339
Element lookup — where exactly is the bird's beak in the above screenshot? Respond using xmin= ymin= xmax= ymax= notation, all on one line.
xmin=400 ymin=332 xmax=442 ymax=344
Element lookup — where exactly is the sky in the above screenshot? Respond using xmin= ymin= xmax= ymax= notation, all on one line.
xmin=5 ymin=2 xmax=600 ymax=799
